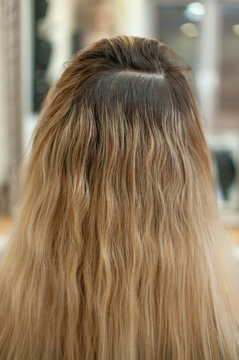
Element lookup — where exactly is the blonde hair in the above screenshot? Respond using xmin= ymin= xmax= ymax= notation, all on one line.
xmin=0 ymin=35 xmax=239 ymax=360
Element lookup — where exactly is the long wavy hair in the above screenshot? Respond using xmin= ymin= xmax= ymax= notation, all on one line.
xmin=0 ymin=35 xmax=239 ymax=360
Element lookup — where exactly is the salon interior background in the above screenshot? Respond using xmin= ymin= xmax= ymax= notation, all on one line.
xmin=0 ymin=0 xmax=239 ymax=227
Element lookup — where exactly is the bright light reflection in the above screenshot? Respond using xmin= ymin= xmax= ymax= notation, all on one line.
xmin=184 ymin=2 xmax=205 ymax=22
xmin=180 ymin=22 xmax=198 ymax=38
xmin=233 ymin=24 xmax=239 ymax=36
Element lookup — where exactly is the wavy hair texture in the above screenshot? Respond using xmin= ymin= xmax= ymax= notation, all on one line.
xmin=0 ymin=35 xmax=239 ymax=360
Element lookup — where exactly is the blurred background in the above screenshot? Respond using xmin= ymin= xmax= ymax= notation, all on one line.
xmin=0 ymin=0 xmax=239 ymax=247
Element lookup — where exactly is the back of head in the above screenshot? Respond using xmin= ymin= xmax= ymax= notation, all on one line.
xmin=0 ymin=35 xmax=239 ymax=360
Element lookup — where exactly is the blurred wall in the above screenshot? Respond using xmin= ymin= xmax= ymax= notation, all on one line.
xmin=0 ymin=0 xmax=22 ymax=214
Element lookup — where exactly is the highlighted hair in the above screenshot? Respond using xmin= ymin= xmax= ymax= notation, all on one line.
xmin=0 ymin=35 xmax=239 ymax=359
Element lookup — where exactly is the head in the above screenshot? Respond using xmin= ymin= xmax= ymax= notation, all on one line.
xmin=0 ymin=35 xmax=239 ymax=360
